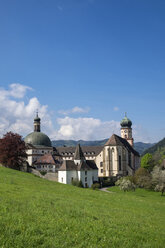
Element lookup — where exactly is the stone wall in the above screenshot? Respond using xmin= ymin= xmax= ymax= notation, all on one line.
xmin=29 ymin=168 xmax=58 ymax=182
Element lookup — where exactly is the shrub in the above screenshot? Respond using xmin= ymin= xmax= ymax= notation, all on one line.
xmin=134 ymin=167 xmax=152 ymax=189
xmin=152 ymin=166 xmax=165 ymax=196
xmin=115 ymin=177 xmax=136 ymax=192
xmin=40 ymin=171 xmax=47 ymax=176
xmin=91 ymin=183 xmax=100 ymax=190
xmin=102 ymin=177 xmax=116 ymax=187
xmin=71 ymin=179 xmax=84 ymax=188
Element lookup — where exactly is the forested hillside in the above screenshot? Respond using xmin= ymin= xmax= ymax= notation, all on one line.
xmin=142 ymin=137 xmax=165 ymax=164
xmin=52 ymin=139 xmax=153 ymax=155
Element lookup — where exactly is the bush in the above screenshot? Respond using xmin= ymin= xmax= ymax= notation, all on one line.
xmin=71 ymin=179 xmax=84 ymax=188
xmin=152 ymin=166 xmax=165 ymax=196
xmin=91 ymin=183 xmax=100 ymax=190
xmin=102 ymin=177 xmax=116 ymax=187
xmin=40 ymin=171 xmax=47 ymax=176
xmin=115 ymin=177 xmax=136 ymax=192
xmin=134 ymin=167 xmax=152 ymax=189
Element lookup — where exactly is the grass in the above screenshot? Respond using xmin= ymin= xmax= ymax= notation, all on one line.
xmin=0 ymin=167 xmax=165 ymax=248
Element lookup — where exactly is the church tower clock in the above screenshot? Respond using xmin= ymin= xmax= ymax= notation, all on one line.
xmin=120 ymin=113 xmax=134 ymax=146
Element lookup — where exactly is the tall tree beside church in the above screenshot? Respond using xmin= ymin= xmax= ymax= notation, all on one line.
xmin=0 ymin=132 xmax=27 ymax=170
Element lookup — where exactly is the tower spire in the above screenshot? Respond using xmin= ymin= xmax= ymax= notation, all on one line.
xmin=74 ymin=144 xmax=85 ymax=165
xmin=120 ymin=114 xmax=134 ymax=146
xmin=34 ymin=111 xmax=41 ymax=132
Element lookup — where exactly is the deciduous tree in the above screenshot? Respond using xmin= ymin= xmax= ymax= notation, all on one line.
xmin=152 ymin=166 xmax=165 ymax=196
xmin=0 ymin=132 xmax=27 ymax=170
xmin=141 ymin=153 xmax=154 ymax=171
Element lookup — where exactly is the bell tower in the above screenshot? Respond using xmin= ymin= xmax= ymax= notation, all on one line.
xmin=34 ymin=111 xmax=41 ymax=132
xmin=120 ymin=113 xmax=134 ymax=146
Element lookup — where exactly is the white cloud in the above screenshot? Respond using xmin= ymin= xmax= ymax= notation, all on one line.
xmin=9 ymin=83 xmax=32 ymax=98
xmin=0 ymin=84 xmax=53 ymax=138
xmin=113 ymin=106 xmax=119 ymax=111
xmin=59 ymin=106 xmax=90 ymax=115
xmin=0 ymin=83 xmax=152 ymax=143
xmin=56 ymin=116 xmax=120 ymax=140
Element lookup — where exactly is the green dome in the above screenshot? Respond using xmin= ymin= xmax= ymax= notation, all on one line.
xmin=120 ymin=116 xmax=132 ymax=128
xmin=24 ymin=132 xmax=52 ymax=147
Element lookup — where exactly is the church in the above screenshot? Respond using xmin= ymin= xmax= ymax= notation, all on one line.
xmin=24 ymin=113 xmax=140 ymax=187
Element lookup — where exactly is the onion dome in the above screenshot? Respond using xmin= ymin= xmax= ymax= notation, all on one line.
xmin=24 ymin=112 xmax=52 ymax=147
xmin=24 ymin=132 xmax=52 ymax=147
xmin=120 ymin=113 xmax=132 ymax=128
xmin=34 ymin=112 xmax=40 ymax=122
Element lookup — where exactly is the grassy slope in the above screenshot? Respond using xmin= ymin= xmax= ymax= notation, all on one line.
xmin=0 ymin=167 xmax=165 ymax=248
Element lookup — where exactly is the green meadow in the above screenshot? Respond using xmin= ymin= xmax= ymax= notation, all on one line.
xmin=0 ymin=167 xmax=165 ymax=248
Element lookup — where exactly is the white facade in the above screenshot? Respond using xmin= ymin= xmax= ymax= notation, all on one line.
xmin=58 ymin=168 xmax=98 ymax=188
xmin=95 ymin=140 xmax=140 ymax=178
xmin=26 ymin=146 xmax=53 ymax=166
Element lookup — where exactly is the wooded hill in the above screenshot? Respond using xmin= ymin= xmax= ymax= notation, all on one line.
xmin=142 ymin=137 xmax=165 ymax=164
xmin=52 ymin=139 xmax=154 ymax=155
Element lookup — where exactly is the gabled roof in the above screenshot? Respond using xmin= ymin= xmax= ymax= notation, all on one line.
xmin=86 ymin=160 xmax=98 ymax=170
xmin=59 ymin=160 xmax=77 ymax=171
xmin=59 ymin=160 xmax=98 ymax=171
xmin=77 ymin=161 xmax=91 ymax=171
xmin=34 ymin=154 xmax=60 ymax=165
xmin=105 ymin=134 xmax=124 ymax=146
xmin=74 ymin=144 xmax=85 ymax=160
xmin=105 ymin=134 xmax=140 ymax=157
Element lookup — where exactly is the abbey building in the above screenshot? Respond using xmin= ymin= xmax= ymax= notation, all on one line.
xmin=24 ymin=113 xmax=140 ymax=186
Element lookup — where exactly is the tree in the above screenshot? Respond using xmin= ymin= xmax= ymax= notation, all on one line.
xmin=152 ymin=166 xmax=165 ymax=196
xmin=141 ymin=153 xmax=154 ymax=171
xmin=134 ymin=167 xmax=152 ymax=189
xmin=0 ymin=132 xmax=27 ymax=170
xmin=115 ymin=177 xmax=136 ymax=192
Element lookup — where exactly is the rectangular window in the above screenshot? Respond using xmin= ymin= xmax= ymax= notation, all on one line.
xmin=61 ymin=177 xmax=63 ymax=183
xmin=119 ymin=155 xmax=121 ymax=171
xmin=101 ymin=169 xmax=103 ymax=173
xmin=85 ymin=177 xmax=87 ymax=182
xmin=100 ymin=162 xmax=103 ymax=167
xmin=85 ymin=171 xmax=87 ymax=175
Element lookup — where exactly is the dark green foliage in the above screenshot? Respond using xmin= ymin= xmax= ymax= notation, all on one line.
xmin=71 ymin=179 xmax=84 ymax=188
xmin=91 ymin=183 xmax=100 ymax=190
xmin=102 ymin=177 xmax=116 ymax=187
xmin=0 ymin=167 xmax=165 ymax=248
xmin=40 ymin=171 xmax=47 ymax=176
xmin=134 ymin=142 xmax=154 ymax=155
xmin=143 ymin=137 xmax=165 ymax=155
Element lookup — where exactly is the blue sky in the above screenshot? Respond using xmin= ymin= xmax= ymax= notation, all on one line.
xmin=0 ymin=0 xmax=165 ymax=142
